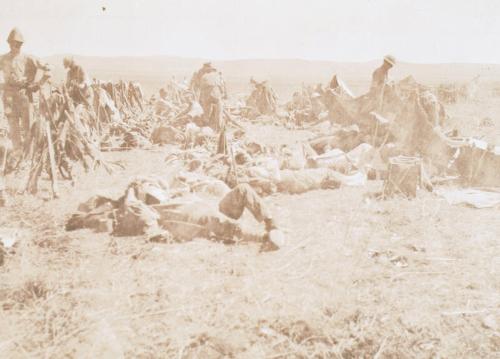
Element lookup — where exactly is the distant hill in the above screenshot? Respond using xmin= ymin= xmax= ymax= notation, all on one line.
xmin=43 ymin=55 xmax=500 ymax=99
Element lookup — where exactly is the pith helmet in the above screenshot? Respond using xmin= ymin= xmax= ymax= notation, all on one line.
xmin=7 ymin=28 xmax=24 ymax=43
xmin=384 ymin=55 xmax=396 ymax=66
xmin=203 ymin=62 xmax=216 ymax=71
xmin=63 ymin=57 xmax=74 ymax=66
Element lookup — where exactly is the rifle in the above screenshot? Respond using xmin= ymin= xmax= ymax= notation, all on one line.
xmin=40 ymin=94 xmax=59 ymax=198
xmin=223 ymin=108 xmax=244 ymax=130
xmin=228 ymin=138 xmax=239 ymax=186
xmin=223 ymin=134 xmax=239 ymax=187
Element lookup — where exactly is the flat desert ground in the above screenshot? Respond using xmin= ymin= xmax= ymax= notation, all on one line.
xmin=0 ymin=57 xmax=499 ymax=358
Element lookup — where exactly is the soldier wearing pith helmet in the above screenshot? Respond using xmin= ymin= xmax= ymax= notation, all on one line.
xmin=371 ymin=54 xmax=396 ymax=91
xmin=0 ymin=28 xmax=51 ymax=150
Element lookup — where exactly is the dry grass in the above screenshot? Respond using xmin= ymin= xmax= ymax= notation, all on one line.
xmin=1 ymin=181 xmax=498 ymax=358
xmin=0 ymin=84 xmax=499 ymax=358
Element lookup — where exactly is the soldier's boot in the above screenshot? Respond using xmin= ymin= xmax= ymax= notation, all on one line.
xmin=261 ymin=217 xmax=285 ymax=251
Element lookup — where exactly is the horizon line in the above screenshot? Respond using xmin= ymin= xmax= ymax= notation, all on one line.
xmin=40 ymin=53 xmax=500 ymax=66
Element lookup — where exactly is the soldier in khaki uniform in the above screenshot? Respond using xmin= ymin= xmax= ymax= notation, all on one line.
xmin=190 ymin=62 xmax=215 ymax=97
xmin=370 ymin=55 xmax=396 ymax=92
xmin=359 ymin=55 xmax=396 ymax=114
xmin=63 ymin=57 xmax=90 ymax=105
xmin=199 ymin=65 xmax=226 ymax=131
xmin=0 ymin=28 xmax=51 ymax=150
xmin=67 ymin=180 xmax=284 ymax=251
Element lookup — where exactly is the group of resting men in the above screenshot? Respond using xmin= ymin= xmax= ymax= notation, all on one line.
xmin=0 ymin=27 xmax=284 ymax=250
xmin=68 ymin=54 xmax=397 ymax=252
xmin=71 ymin=56 xmax=400 ymax=251
xmin=0 ymin=26 xmax=398 ymax=251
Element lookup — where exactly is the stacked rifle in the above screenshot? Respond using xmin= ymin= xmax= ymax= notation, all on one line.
xmin=20 ymin=86 xmax=117 ymax=198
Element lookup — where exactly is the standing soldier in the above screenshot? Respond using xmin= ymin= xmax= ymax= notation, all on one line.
xmin=370 ymin=55 xmax=396 ymax=92
xmin=63 ymin=57 xmax=91 ymax=105
xmin=190 ymin=62 xmax=215 ymax=99
xmin=360 ymin=55 xmax=396 ymax=114
xmin=0 ymin=28 xmax=51 ymax=151
xmin=218 ymin=71 xmax=228 ymax=100
xmin=199 ymin=65 xmax=225 ymax=132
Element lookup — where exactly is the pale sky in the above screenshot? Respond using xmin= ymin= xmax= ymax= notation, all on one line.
xmin=0 ymin=0 xmax=499 ymax=63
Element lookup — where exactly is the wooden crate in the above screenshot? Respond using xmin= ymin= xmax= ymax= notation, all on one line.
xmin=383 ymin=156 xmax=421 ymax=198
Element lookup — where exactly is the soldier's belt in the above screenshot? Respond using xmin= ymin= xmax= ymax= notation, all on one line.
xmin=4 ymin=84 xmax=25 ymax=91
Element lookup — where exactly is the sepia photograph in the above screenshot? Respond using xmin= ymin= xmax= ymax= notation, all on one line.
xmin=0 ymin=0 xmax=499 ymax=357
